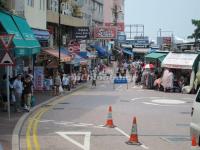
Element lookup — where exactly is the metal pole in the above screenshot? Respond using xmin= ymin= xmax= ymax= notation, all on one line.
xmin=58 ymin=0 xmax=61 ymax=71
xmin=6 ymin=66 xmax=10 ymax=120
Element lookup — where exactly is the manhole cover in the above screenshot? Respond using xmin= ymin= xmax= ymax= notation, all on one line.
xmin=161 ymin=136 xmax=190 ymax=143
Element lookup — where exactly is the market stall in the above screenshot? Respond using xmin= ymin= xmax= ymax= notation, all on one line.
xmin=161 ymin=52 xmax=199 ymax=93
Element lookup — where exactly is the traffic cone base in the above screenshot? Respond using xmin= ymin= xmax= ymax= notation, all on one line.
xmin=125 ymin=141 xmax=141 ymax=145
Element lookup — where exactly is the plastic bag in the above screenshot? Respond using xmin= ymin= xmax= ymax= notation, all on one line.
xmin=59 ymin=86 xmax=64 ymax=93
xmin=31 ymin=96 xmax=36 ymax=107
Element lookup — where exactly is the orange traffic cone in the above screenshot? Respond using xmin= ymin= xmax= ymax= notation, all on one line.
xmin=126 ymin=117 xmax=141 ymax=145
xmin=104 ymin=106 xmax=116 ymax=128
xmin=191 ymin=135 xmax=198 ymax=149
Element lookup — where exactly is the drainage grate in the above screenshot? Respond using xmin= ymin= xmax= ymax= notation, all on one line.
xmin=53 ymin=108 xmax=65 ymax=110
xmin=120 ymin=100 xmax=130 ymax=102
xmin=161 ymin=136 xmax=190 ymax=143
xmin=58 ymin=102 xmax=70 ymax=105
xmin=180 ymin=112 xmax=191 ymax=115
xmin=176 ymin=123 xmax=190 ymax=127
xmin=42 ymin=104 xmax=53 ymax=107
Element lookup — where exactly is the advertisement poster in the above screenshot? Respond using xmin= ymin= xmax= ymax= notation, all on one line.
xmin=94 ymin=27 xmax=117 ymax=39
xmin=34 ymin=66 xmax=44 ymax=91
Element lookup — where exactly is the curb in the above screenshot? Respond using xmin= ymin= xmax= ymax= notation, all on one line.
xmin=12 ymin=83 xmax=87 ymax=150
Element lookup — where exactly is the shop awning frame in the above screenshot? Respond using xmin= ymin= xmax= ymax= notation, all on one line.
xmin=123 ymin=48 xmax=133 ymax=56
xmin=0 ymin=11 xmax=41 ymax=56
xmin=161 ymin=52 xmax=199 ymax=70
xmin=145 ymin=52 xmax=168 ymax=62
xmin=43 ymin=48 xmax=71 ymax=62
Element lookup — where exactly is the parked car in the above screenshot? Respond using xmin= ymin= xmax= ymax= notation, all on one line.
xmin=190 ymin=88 xmax=200 ymax=146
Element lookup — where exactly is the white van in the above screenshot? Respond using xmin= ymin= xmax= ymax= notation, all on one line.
xmin=190 ymin=88 xmax=200 ymax=146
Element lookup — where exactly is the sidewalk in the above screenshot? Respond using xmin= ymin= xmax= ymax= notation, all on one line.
xmin=0 ymin=83 xmax=86 ymax=150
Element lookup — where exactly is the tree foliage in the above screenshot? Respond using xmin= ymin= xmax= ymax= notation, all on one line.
xmin=188 ymin=19 xmax=200 ymax=42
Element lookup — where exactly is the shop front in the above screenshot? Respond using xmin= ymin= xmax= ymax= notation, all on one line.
xmin=161 ymin=52 xmax=199 ymax=93
xmin=0 ymin=10 xmax=41 ymax=75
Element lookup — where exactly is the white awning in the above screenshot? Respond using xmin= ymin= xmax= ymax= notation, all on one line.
xmin=161 ymin=52 xmax=198 ymax=69
xmin=132 ymin=48 xmax=150 ymax=54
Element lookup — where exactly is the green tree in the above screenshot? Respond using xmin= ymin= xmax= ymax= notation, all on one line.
xmin=188 ymin=19 xmax=200 ymax=48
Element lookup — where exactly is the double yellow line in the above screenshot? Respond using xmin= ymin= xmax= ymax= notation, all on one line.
xmin=26 ymin=108 xmax=47 ymax=150
xmin=25 ymin=95 xmax=70 ymax=150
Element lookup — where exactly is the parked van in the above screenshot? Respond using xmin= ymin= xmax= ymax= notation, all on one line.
xmin=190 ymin=88 xmax=200 ymax=146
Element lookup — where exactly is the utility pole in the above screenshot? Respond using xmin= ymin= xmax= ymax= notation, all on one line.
xmin=58 ymin=0 xmax=61 ymax=72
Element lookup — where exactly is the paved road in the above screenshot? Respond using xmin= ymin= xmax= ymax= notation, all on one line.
xmin=19 ymin=79 xmax=195 ymax=150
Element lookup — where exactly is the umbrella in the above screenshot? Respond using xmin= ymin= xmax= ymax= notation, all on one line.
xmin=143 ymin=64 xmax=154 ymax=69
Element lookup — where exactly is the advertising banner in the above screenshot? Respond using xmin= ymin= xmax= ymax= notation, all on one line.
xmin=105 ymin=22 xmax=125 ymax=32
xmin=74 ymin=27 xmax=90 ymax=39
xmin=94 ymin=27 xmax=117 ymax=39
xmin=34 ymin=66 xmax=44 ymax=91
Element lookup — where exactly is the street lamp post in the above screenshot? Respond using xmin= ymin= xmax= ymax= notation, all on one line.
xmin=58 ymin=0 xmax=61 ymax=72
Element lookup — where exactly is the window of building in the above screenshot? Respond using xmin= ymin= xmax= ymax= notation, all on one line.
xmin=27 ymin=0 xmax=34 ymax=7
xmin=40 ymin=0 xmax=42 ymax=10
xmin=43 ymin=0 xmax=45 ymax=10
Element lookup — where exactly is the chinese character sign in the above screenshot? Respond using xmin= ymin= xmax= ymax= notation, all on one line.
xmin=94 ymin=27 xmax=117 ymax=39
xmin=74 ymin=27 xmax=90 ymax=39
xmin=34 ymin=66 xmax=44 ymax=91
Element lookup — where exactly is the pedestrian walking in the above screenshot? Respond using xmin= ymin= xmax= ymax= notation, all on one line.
xmin=91 ymin=68 xmax=97 ymax=87
xmin=53 ymin=72 xmax=61 ymax=96
xmin=23 ymin=75 xmax=33 ymax=112
xmin=13 ymin=74 xmax=23 ymax=112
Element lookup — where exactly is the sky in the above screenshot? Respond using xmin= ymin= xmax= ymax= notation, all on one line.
xmin=124 ymin=0 xmax=200 ymax=41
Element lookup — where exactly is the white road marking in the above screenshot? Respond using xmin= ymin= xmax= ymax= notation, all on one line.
xmin=152 ymin=99 xmax=186 ymax=104
xmin=115 ymin=127 xmax=129 ymax=138
xmin=114 ymin=127 xmax=149 ymax=149
xmin=143 ymin=102 xmax=160 ymax=106
xmin=56 ymin=132 xmax=91 ymax=150
xmin=131 ymin=97 xmax=162 ymax=101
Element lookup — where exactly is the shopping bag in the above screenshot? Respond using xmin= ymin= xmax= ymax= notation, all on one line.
xmin=31 ymin=96 xmax=36 ymax=107
xmin=59 ymin=86 xmax=64 ymax=93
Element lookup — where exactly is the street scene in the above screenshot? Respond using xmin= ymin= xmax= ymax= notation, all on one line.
xmin=0 ymin=0 xmax=200 ymax=150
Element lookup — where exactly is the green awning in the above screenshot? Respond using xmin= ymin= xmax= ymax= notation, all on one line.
xmin=0 ymin=11 xmax=41 ymax=56
xmin=145 ymin=52 xmax=167 ymax=62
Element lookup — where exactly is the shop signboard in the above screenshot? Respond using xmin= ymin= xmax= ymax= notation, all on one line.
xmin=105 ymin=22 xmax=125 ymax=32
xmin=117 ymin=34 xmax=126 ymax=43
xmin=80 ymin=43 xmax=86 ymax=52
xmin=94 ymin=27 xmax=117 ymax=39
xmin=34 ymin=66 xmax=44 ymax=91
xmin=74 ymin=27 xmax=90 ymax=39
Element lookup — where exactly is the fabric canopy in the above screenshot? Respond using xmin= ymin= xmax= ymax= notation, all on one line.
xmin=123 ymin=48 xmax=133 ymax=56
xmin=132 ymin=48 xmax=150 ymax=54
xmin=0 ymin=11 xmax=41 ymax=56
xmin=43 ymin=48 xmax=71 ymax=62
xmin=161 ymin=52 xmax=199 ymax=69
xmin=145 ymin=52 xmax=167 ymax=62
xmin=90 ymin=44 xmax=107 ymax=57
xmin=32 ymin=28 xmax=50 ymax=40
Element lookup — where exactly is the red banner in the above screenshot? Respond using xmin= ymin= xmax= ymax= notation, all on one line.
xmin=104 ymin=22 xmax=125 ymax=32
xmin=94 ymin=27 xmax=117 ymax=39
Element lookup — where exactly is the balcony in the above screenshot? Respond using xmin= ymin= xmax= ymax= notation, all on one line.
xmin=47 ymin=10 xmax=85 ymax=27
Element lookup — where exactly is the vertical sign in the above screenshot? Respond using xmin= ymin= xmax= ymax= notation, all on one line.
xmin=34 ymin=66 xmax=44 ymax=91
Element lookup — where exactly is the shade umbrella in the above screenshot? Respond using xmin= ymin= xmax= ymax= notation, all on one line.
xmin=143 ymin=64 xmax=154 ymax=69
